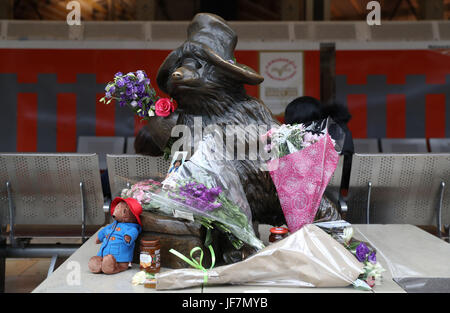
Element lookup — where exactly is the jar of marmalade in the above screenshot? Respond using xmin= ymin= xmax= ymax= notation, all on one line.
xmin=269 ymin=227 xmax=289 ymax=243
xmin=139 ymin=238 xmax=161 ymax=274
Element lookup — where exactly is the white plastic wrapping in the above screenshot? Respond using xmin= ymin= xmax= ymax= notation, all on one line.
xmin=155 ymin=224 xmax=364 ymax=290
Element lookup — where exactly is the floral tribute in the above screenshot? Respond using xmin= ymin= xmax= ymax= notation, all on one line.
xmin=100 ymin=70 xmax=176 ymax=119
xmin=122 ymin=179 xmax=263 ymax=251
xmin=338 ymin=227 xmax=386 ymax=289
xmin=169 ymin=182 xmax=223 ymax=212
xmin=264 ymin=120 xmax=340 ymax=233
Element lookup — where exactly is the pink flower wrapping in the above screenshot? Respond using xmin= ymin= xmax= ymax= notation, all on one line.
xmin=268 ymin=134 xmax=339 ymax=232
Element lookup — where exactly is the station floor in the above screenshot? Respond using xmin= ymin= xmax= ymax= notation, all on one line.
xmin=5 ymin=238 xmax=81 ymax=293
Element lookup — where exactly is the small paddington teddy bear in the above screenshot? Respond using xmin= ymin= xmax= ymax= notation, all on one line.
xmin=88 ymin=197 xmax=142 ymax=274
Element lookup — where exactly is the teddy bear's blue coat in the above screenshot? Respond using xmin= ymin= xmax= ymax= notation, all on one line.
xmin=97 ymin=220 xmax=142 ymax=262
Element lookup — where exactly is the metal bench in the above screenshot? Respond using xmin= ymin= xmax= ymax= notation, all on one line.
xmin=106 ymin=154 xmax=171 ymax=198
xmin=429 ymin=138 xmax=450 ymax=153
xmin=353 ymin=138 xmax=380 ymax=153
xmin=346 ymin=153 xmax=450 ymax=241
xmin=77 ymin=136 xmax=126 ymax=170
xmin=325 ymin=154 xmax=343 ymax=198
xmin=0 ymin=153 xmax=105 ymax=292
xmin=322 ymin=154 xmax=347 ymax=216
xmin=380 ymin=138 xmax=428 ymax=153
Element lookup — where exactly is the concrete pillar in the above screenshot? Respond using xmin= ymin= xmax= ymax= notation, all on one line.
xmin=0 ymin=0 xmax=13 ymax=19
xmin=418 ymin=0 xmax=444 ymax=20
xmin=281 ymin=0 xmax=301 ymax=21
xmin=136 ymin=0 xmax=157 ymax=21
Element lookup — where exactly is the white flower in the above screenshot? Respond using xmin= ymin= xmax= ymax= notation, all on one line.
xmin=137 ymin=72 xmax=145 ymax=82
xmin=131 ymin=271 xmax=147 ymax=286
xmin=131 ymin=101 xmax=138 ymax=107
xmin=148 ymin=109 xmax=155 ymax=117
xmin=364 ymin=262 xmax=386 ymax=283
xmin=342 ymin=227 xmax=354 ymax=244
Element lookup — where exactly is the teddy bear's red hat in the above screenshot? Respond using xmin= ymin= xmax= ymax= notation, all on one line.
xmin=110 ymin=197 xmax=143 ymax=226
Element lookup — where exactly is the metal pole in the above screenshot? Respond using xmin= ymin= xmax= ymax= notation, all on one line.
xmin=47 ymin=255 xmax=58 ymax=277
xmin=5 ymin=245 xmax=79 ymax=258
xmin=320 ymin=42 xmax=336 ymax=106
xmin=437 ymin=181 xmax=445 ymax=239
xmin=6 ymin=182 xmax=16 ymax=247
xmin=366 ymin=181 xmax=372 ymax=224
xmin=80 ymin=182 xmax=86 ymax=243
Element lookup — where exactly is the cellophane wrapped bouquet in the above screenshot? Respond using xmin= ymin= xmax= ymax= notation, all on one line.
xmin=263 ymin=118 xmax=345 ymax=233
xmin=121 ymin=135 xmax=264 ymax=251
xmin=315 ymin=220 xmax=386 ymax=288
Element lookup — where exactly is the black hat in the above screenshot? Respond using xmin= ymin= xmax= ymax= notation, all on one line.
xmin=157 ymin=13 xmax=264 ymax=94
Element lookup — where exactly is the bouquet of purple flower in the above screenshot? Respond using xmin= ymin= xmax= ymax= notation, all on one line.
xmin=100 ymin=70 xmax=176 ymax=119
xmin=316 ymin=222 xmax=386 ymax=289
xmin=122 ymin=178 xmax=263 ymax=251
xmin=121 ymin=135 xmax=264 ymax=252
xmin=345 ymin=232 xmax=385 ymax=288
xmin=169 ymin=182 xmax=223 ymax=212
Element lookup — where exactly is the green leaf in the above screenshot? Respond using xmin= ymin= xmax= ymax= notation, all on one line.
xmin=348 ymin=241 xmax=360 ymax=250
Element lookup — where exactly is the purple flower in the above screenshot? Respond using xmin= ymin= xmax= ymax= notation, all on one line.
xmin=209 ymin=187 xmax=222 ymax=196
xmin=114 ymin=72 xmax=123 ymax=77
xmin=368 ymin=251 xmax=377 ymax=264
xmin=105 ymin=91 xmax=111 ymax=99
xmin=168 ymin=181 xmax=223 ymax=213
xmin=116 ymin=78 xmax=125 ymax=88
xmin=356 ymin=242 xmax=370 ymax=262
xmin=125 ymin=87 xmax=133 ymax=96
xmin=137 ymin=84 xmax=145 ymax=93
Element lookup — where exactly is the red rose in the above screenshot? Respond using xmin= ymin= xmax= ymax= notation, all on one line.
xmin=155 ymin=98 xmax=176 ymax=117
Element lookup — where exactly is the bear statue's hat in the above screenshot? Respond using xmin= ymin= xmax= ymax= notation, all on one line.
xmin=110 ymin=197 xmax=142 ymax=226
xmin=157 ymin=13 xmax=264 ymax=94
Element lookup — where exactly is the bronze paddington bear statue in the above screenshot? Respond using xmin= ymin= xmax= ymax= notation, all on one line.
xmin=147 ymin=13 xmax=285 ymax=261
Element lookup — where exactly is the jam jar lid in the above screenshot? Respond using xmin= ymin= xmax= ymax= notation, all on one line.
xmin=270 ymin=227 xmax=289 ymax=234
xmin=140 ymin=238 xmax=160 ymax=246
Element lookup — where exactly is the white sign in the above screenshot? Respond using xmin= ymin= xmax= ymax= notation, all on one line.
xmin=259 ymin=51 xmax=304 ymax=116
